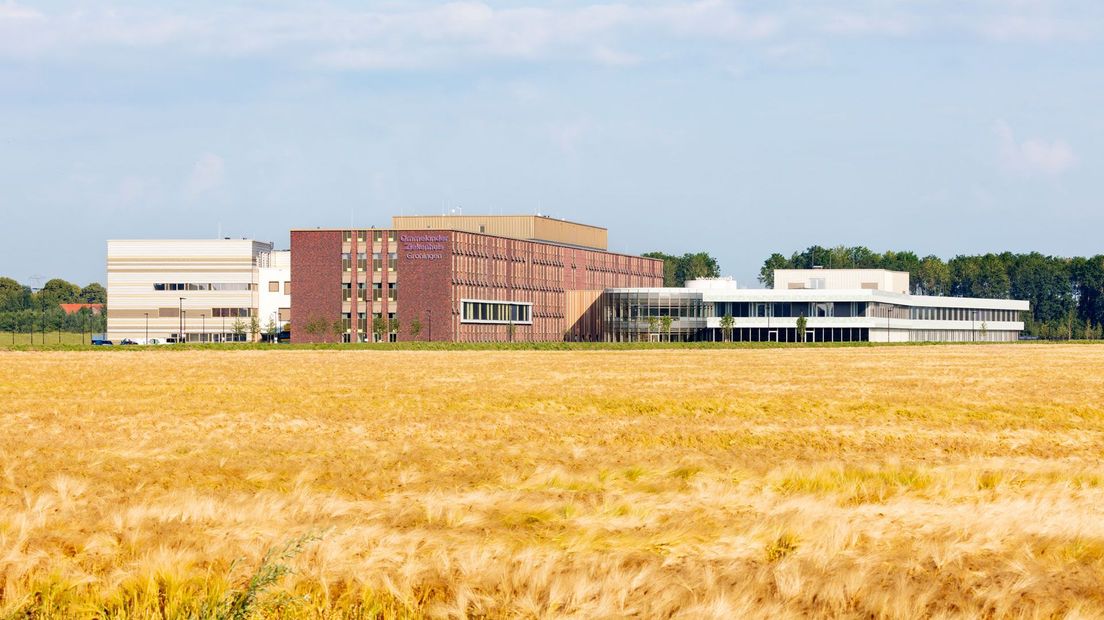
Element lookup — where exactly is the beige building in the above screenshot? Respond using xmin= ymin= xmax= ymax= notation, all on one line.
xmin=107 ymin=239 xmax=275 ymax=343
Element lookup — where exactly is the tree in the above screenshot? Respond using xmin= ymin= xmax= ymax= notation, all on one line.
xmin=758 ymin=254 xmax=790 ymax=287
xmin=796 ymin=314 xmax=807 ymax=343
xmin=642 ymin=252 xmax=679 ymax=287
xmin=331 ymin=319 xmax=345 ymax=343
xmin=249 ymin=316 xmax=261 ymax=342
xmin=388 ymin=317 xmax=400 ymax=341
xmin=232 ymin=318 xmax=247 ymax=340
xmin=372 ymin=316 xmax=387 ymax=342
xmin=646 ymin=316 xmax=659 ymax=341
xmin=79 ymin=283 xmax=107 ymax=304
xmin=720 ymin=313 xmax=734 ymax=342
xmin=659 ymin=315 xmax=674 ymax=342
xmin=410 ymin=317 xmax=423 ymax=340
xmin=916 ymin=256 xmax=951 ymax=296
xmin=642 ymin=251 xmax=721 ymax=287
xmin=265 ymin=317 xmax=278 ymax=341
xmin=0 ymin=277 xmax=25 ymax=310
xmin=36 ymin=278 xmax=81 ymax=307
xmin=676 ymin=252 xmax=720 ymax=284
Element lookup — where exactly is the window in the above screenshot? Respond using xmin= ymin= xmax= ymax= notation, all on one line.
xmin=388 ymin=252 xmax=397 ymax=272
xmin=341 ymin=253 xmax=351 ymax=272
xmin=356 ymin=230 xmax=366 ymax=242
xmin=387 ymin=231 xmax=395 ymax=243
xmin=343 ymin=230 xmax=352 ymax=243
xmin=373 ymin=230 xmax=383 ymax=243
xmin=460 ymin=300 xmax=532 ymax=324
xmin=388 ymin=282 xmax=397 ymax=302
xmin=278 ymin=308 xmax=290 ymax=321
xmin=342 ymin=283 xmax=352 ymax=301
xmin=357 ymin=252 xmax=367 ymax=271
xmin=212 ymin=308 xmax=252 ymax=318
xmin=284 ymin=281 xmax=291 ymax=294
xmin=373 ymin=282 xmax=382 ymax=301
xmin=373 ymin=252 xmax=382 ymax=272
xmin=357 ymin=282 xmax=367 ymax=301
xmin=268 ymin=281 xmax=279 ymax=292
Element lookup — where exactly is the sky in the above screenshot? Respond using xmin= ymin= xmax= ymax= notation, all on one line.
xmin=1 ymin=0 xmax=1101 ymax=288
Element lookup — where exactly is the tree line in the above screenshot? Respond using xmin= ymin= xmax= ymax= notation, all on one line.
xmin=0 ymin=276 xmax=107 ymax=334
xmin=641 ymin=252 xmax=721 ymax=287
xmin=759 ymin=246 xmax=1104 ymax=339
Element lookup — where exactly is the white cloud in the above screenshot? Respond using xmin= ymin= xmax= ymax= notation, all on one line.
xmin=994 ymin=121 xmax=1077 ymax=177
xmin=591 ymin=46 xmax=639 ymax=67
xmin=187 ymin=153 xmax=225 ymax=195
xmin=0 ymin=1 xmax=1098 ymax=69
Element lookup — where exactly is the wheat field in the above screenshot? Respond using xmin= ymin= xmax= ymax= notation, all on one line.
xmin=2 ymin=345 xmax=1104 ymax=618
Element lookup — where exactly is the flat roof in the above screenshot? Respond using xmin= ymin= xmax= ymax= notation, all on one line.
xmin=290 ymin=226 xmax=657 ymax=261
xmin=393 ymin=214 xmax=607 ymax=231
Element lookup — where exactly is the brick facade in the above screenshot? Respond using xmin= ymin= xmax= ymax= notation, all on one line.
xmin=289 ymin=230 xmax=342 ymax=343
xmin=291 ymin=227 xmax=663 ymax=343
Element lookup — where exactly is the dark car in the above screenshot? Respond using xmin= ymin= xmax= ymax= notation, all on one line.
xmin=91 ymin=339 xmax=113 ymax=346
xmin=120 ymin=339 xmax=138 ymax=345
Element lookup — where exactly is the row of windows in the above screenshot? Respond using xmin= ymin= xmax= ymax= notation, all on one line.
xmin=461 ymin=300 xmax=532 ymax=324
xmin=212 ymin=307 xmax=253 ymax=318
xmin=342 ymin=282 xmax=397 ymax=302
xmin=343 ymin=252 xmax=397 ymax=272
xmin=343 ymin=230 xmax=396 ymax=243
xmin=153 ymin=283 xmax=254 ymax=291
xmin=908 ymin=307 xmax=1019 ymax=322
xmin=267 ymin=281 xmax=291 ymax=294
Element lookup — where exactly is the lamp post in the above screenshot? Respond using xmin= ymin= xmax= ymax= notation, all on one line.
xmin=144 ymin=312 xmax=149 ymax=345
xmin=178 ymin=297 xmax=186 ymax=343
xmin=201 ymin=313 xmax=206 ymax=343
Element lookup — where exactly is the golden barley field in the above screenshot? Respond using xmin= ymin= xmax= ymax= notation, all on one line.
xmin=2 ymin=345 xmax=1104 ymax=619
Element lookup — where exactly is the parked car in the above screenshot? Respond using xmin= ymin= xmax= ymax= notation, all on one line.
xmin=120 ymin=339 xmax=138 ymax=345
xmin=91 ymin=339 xmax=113 ymax=346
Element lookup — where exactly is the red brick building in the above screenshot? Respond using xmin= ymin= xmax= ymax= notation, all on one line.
xmin=291 ymin=215 xmax=663 ymax=343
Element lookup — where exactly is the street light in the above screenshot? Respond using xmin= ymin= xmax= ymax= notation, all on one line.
xmin=201 ymin=313 xmax=206 ymax=343
xmin=144 ymin=312 xmax=149 ymax=345
xmin=178 ymin=297 xmax=186 ymax=343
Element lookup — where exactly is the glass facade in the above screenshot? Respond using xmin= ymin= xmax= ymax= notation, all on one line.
xmin=602 ymin=290 xmax=1024 ymax=343
xmin=603 ymin=291 xmax=708 ymax=342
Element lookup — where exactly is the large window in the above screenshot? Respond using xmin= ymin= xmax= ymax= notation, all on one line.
xmin=388 ymin=252 xmax=397 ymax=272
xmin=154 ymin=283 xmax=252 ymax=291
xmin=461 ymin=300 xmax=533 ymax=324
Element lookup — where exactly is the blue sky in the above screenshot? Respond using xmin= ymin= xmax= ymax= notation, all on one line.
xmin=1 ymin=1 xmax=1101 ymax=287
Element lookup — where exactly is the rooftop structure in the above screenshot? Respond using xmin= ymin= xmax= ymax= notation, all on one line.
xmin=390 ymin=215 xmax=608 ymax=251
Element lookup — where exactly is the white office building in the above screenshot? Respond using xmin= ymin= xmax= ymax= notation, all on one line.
xmin=602 ymin=269 xmax=1029 ymax=343
xmin=106 ymin=239 xmax=287 ymax=343
xmin=257 ymin=249 xmax=291 ymax=337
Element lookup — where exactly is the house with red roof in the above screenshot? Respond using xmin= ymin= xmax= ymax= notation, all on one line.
xmin=60 ymin=303 xmax=104 ymax=315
